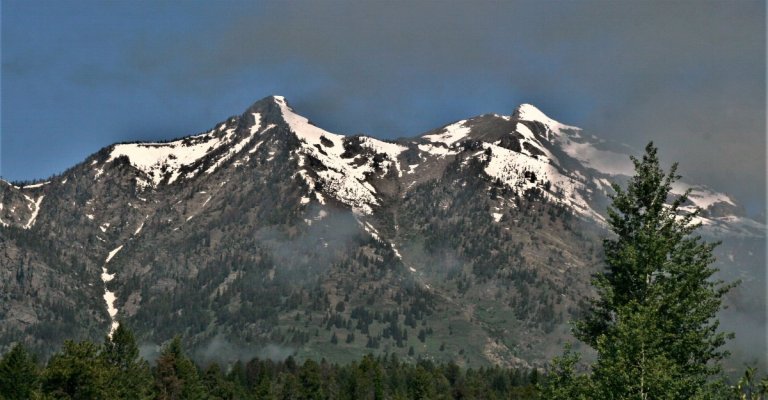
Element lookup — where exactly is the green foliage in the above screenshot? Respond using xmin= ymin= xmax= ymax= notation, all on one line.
xmin=553 ymin=142 xmax=737 ymax=399
xmin=539 ymin=344 xmax=589 ymax=400
xmin=2 ymin=327 xmax=155 ymax=399
xmin=0 ymin=343 xmax=39 ymax=400
xmin=201 ymin=363 xmax=237 ymax=399
xmin=102 ymin=324 xmax=154 ymax=399
xmin=733 ymin=367 xmax=768 ymax=400
xmin=4 ymin=326 xmax=766 ymax=399
xmin=154 ymin=336 xmax=205 ymax=400
xmin=298 ymin=359 xmax=325 ymax=400
xmin=42 ymin=340 xmax=110 ymax=399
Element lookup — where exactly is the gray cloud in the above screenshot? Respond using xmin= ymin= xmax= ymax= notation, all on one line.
xmin=194 ymin=334 xmax=294 ymax=365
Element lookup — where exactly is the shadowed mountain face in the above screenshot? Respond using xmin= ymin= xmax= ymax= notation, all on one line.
xmin=1 ymin=96 xmax=763 ymax=368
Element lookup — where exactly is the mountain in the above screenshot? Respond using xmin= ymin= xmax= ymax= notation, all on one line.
xmin=1 ymin=96 xmax=764 ymax=368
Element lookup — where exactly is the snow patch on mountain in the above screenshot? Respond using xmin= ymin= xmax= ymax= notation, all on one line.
xmin=513 ymin=104 xmax=580 ymax=138
xmin=23 ymin=181 xmax=50 ymax=189
xmin=693 ymin=215 xmax=767 ymax=237
xmin=417 ymin=143 xmax=459 ymax=157
xmin=423 ymin=120 xmax=471 ymax=145
xmin=275 ymin=96 xmax=344 ymax=145
xmin=105 ymin=245 xmax=124 ymax=263
xmin=108 ymin=113 xmax=263 ymax=187
xmin=671 ymin=182 xmax=736 ymax=209
xmin=249 ymin=113 xmax=262 ymax=134
xmin=559 ymin=140 xmax=634 ymax=176
xmin=109 ymin=134 xmax=220 ymax=185
xmin=204 ymin=122 xmax=273 ymax=174
xmin=102 ymin=245 xmax=124 ymax=337
xmin=481 ymin=142 xmax=601 ymax=221
xmin=276 ymin=96 xmax=405 ymax=214
xmin=101 ymin=264 xmax=119 ymax=337
xmin=358 ymin=136 xmax=407 ymax=175
xmin=22 ymin=195 xmax=44 ymax=229
xmin=134 ymin=219 xmax=146 ymax=235
xmin=514 ymin=123 xmax=558 ymax=162
xmin=511 ymin=104 xmax=640 ymax=179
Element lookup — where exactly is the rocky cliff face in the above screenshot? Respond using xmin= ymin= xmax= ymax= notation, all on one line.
xmin=1 ymin=96 xmax=763 ymax=367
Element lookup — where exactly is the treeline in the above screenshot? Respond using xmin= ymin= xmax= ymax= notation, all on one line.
xmin=0 ymin=325 xmax=538 ymax=399
xmin=2 ymin=326 xmax=766 ymax=399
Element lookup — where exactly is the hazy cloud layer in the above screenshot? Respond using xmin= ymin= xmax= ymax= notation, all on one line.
xmin=2 ymin=1 xmax=765 ymax=213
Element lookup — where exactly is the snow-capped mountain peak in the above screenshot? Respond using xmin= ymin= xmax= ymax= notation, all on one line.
xmin=273 ymin=95 xmax=345 ymax=149
xmin=100 ymin=95 xmax=291 ymax=189
xmin=4 ymin=95 xmax=758 ymax=236
xmin=272 ymin=95 xmax=407 ymax=214
xmin=410 ymin=103 xmax=762 ymax=236
xmin=511 ymin=103 xmax=581 ymax=142
xmin=105 ymin=111 xmax=267 ymax=189
xmin=1 ymin=96 xmax=763 ymax=369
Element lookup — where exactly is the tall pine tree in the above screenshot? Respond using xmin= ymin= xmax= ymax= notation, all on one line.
xmin=102 ymin=325 xmax=154 ymax=399
xmin=41 ymin=340 xmax=111 ymax=399
xmin=154 ymin=336 xmax=206 ymax=400
xmin=549 ymin=143 xmax=735 ymax=399
xmin=0 ymin=343 xmax=39 ymax=400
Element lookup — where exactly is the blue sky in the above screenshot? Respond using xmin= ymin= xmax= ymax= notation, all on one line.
xmin=1 ymin=1 xmax=765 ymax=214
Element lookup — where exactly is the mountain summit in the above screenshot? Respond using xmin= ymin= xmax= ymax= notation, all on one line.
xmin=0 ymin=96 xmax=763 ymax=366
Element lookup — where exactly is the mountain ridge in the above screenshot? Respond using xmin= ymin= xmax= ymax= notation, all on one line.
xmin=36 ymin=94 xmax=753 ymax=233
xmin=0 ymin=95 xmax=764 ymax=368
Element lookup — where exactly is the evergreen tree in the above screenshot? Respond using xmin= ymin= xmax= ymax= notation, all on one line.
xmin=5 ymin=334 xmax=544 ymax=399
xmin=567 ymin=142 xmax=735 ymax=398
xmin=0 ymin=343 xmax=40 ymax=400
xmin=154 ymin=336 xmax=205 ymax=400
xmin=102 ymin=325 xmax=154 ymax=399
xmin=298 ymin=359 xmax=325 ymax=400
xmin=407 ymin=365 xmax=436 ymax=399
xmin=201 ymin=363 xmax=237 ymax=399
xmin=41 ymin=340 xmax=110 ymax=399
xmin=352 ymin=355 xmax=384 ymax=399
xmin=279 ymin=372 xmax=302 ymax=399
xmin=539 ymin=344 xmax=589 ymax=400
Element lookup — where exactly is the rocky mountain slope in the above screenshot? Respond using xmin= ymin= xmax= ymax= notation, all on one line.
xmin=1 ymin=96 xmax=763 ymax=367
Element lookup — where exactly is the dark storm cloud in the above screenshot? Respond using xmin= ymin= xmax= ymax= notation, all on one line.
xmin=122 ymin=1 xmax=764 ymax=212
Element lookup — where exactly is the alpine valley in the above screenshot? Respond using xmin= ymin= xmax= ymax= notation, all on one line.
xmin=1 ymin=96 xmax=764 ymax=369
